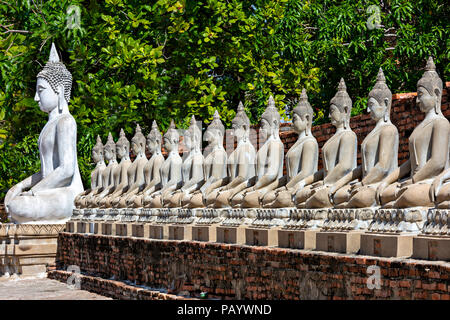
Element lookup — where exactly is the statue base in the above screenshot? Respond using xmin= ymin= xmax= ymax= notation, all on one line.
xmin=168 ymin=224 xmax=193 ymax=240
xmin=192 ymin=224 xmax=220 ymax=242
xmin=316 ymin=230 xmax=362 ymax=254
xmin=412 ymin=235 xmax=450 ymax=261
xmin=244 ymin=226 xmax=281 ymax=246
xmin=277 ymin=229 xmax=318 ymax=250
xmin=216 ymin=226 xmax=246 ymax=244
xmin=149 ymin=224 xmax=169 ymax=240
xmin=360 ymin=232 xmax=413 ymax=258
xmin=0 ymin=223 xmax=65 ymax=276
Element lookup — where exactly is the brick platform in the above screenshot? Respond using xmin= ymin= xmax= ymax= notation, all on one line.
xmin=55 ymin=232 xmax=450 ymax=300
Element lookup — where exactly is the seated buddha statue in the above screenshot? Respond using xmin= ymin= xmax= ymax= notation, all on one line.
xmin=376 ymin=57 xmax=450 ymax=208
xmin=294 ymin=78 xmax=358 ymax=208
xmin=111 ymin=124 xmax=149 ymax=208
xmin=5 ymin=43 xmax=84 ymax=223
xmin=182 ymin=110 xmax=228 ymax=208
xmin=205 ymin=102 xmax=256 ymax=208
xmin=229 ymin=96 xmax=285 ymax=208
xmin=262 ymin=89 xmax=319 ymax=208
xmin=164 ymin=116 xmax=205 ymax=207
xmin=96 ymin=129 xmax=132 ymax=208
xmin=329 ymin=68 xmax=399 ymax=208
xmin=146 ymin=120 xmax=183 ymax=208
xmin=125 ymin=121 xmax=165 ymax=208
xmin=84 ymin=133 xmax=118 ymax=207
xmin=74 ymin=135 xmax=106 ymax=208
xmin=430 ymin=168 xmax=450 ymax=209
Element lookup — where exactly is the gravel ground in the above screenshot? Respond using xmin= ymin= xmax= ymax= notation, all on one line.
xmin=0 ymin=274 xmax=112 ymax=300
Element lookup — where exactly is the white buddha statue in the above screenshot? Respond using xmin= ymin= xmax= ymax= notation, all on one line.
xmin=4 ymin=43 xmax=83 ymax=223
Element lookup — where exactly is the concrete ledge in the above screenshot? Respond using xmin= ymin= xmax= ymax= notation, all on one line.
xmin=361 ymin=233 xmax=413 ymax=258
xmin=47 ymin=270 xmax=195 ymax=300
xmin=278 ymin=229 xmax=318 ymax=250
xmin=413 ymin=236 xmax=450 ymax=261
xmin=316 ymin=231 xmax=362 ymax=254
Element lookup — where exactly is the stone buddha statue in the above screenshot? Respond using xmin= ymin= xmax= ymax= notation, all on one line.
xmin=84 ymin=132 xmax=118 ymax=207
xmin=262 ymin=89 xmax=319 ymax=208
xmin=74 ymin=135 xmax=106 ymax=208
xmin=5 ymin=43 xmax=84 ymax=223
xmin=329 ymin=68 xmax=399 ymax=208
xmin=430 ymin=168 xmax=450 ymax=208
xmin=111 ymin=124 xmax=148 ymax=208
xmin=294 ymin=78 xmax=358 ymax=208
xmin=126 ymin=120 xmax=165 ymax=208
xmin=205 ymin=102 xmax=256 ymax=208
xmin=182 ymin=110 xmax=228 ymax=208
xmin=96 ymin=129 xmax=132 ymax=208
xmin=146 ymin=120 xmax=183 ymax=208
xmin=376 ymin=57 xmax=450 ymax=208
xmin=164 ymin=116 xmax=205 ymax=208
xmin=229 ymin=96 xmax=285 ymax=208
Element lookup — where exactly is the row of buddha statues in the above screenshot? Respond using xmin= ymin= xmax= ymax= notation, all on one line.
xmin=74 ymin=57 xmax=450 ymax=214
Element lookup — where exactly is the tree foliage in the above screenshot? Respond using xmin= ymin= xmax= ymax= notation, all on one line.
xmin=0 ymin=0 xmax=448 ymax=199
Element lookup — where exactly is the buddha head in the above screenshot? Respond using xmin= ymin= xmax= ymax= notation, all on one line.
xmin=368 ymin=68 xmax=392 ymax=123
xmin=131 ymin=124 xmax=146 ymax=156
xmin=416 ymin=57 xmax=443 ymax=115
xmin=35 ymin=43 xmax=72 ymax=114
xmin=205 ymin=110 xmax=225 ymax=147
xmin=164 ymin=119 xmax=180 ymax=153
xmin=292 ymin=89 xmax=314 ymax=136
xmin=104 ymin=132 xmax=116 ymax=162
xmin=231 ymin=101 xmax=250 ymax=143
xmin=260 ymin=96 xmax=281 ymax=141
xmin=147 ymin=120 xmax=162 ymax=154
xmin=116 ymin=129 xmax=130 ymax=159
xmin=184 ymin=115 xmax=202 ymax=152
xmin=92 ymin=135 xmax=104 ymax=164
xmin=329 ymin=78 xmax=352 ymax=129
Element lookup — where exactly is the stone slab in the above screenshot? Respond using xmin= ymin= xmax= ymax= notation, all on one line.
xmin=216 ymin=226 xmax=246 ymax=244
xmin=277 ymin=229 xmax=318 ymax=250
xmin=168 ymin=225 xmax=193 ymax=240
xmin=101 ymin=222 xmax=115 ymax=236
xmin=149 ymin=225 xmax=169 ymax=240
xmin=245 ymin=227 xmax=281 ymax=247
xmin=131 ymin=224 xmax=150 ymax=238
xmin=192 ymin=224 xmax=218 ymax=242
xmin=316 ymin=231 xmax=362 ymax=254
xmin=412 ymin=235 xmax=450 ymax=261
xmin=115 ymin=223 xmax=132 ymax=237
xmin=360 ymin=233 xmax=413 ymax=258
xmin=66 ymin=221 xmax=75 ymax=233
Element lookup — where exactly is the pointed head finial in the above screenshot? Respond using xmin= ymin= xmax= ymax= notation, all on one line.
xmin=96 ymin=135 xmax=102 ymax=144
xmin=300 ymin=88 xmax=308 ymax=101
xmin=148 ymin=120 xmax=162 ymax=143
xmin=237 ymin=101 xmax=244 ymax=112
xmin=136 ymin=123 xmax=141 ymax=133
xmin=151 ymin=120 xmax=158 ymax=129
xmin=268 ymin=95 xmax=275 ymax=108
xmin=293 ymin=89 xmax=314 ymax=125
xmin=164 ymin=119 xmax=180 ymax=141
xmin=261 ymin=95 xmax=280 ymax=126
xmin=425 ymin=56 xmax=436 ymax=71
xmin=117 ymin=128 xmax=130 ymax=151
xmin=207 ymin=109 xmax=225 ymax=137
xmin=337 ymin=78 xmax=347 ymax=91
xmin=49 ymin=43 xmax=60 ymax=63
xmin=213 ymin=110 xmax=220 ymax=120
xmin=105 ymin=132 xmax=116 ymax=152
xmin=132 ymin=123 xmax=145 ymax=147
xmin=376 ymin=68 xmax=386 ymax=83
xmin=232 ymin=101 xmax=250 ymax=129
xmin=119 ymin=128 xmax=125 ymax=137
xmin=107 ymin=132 xmax=114 ymax=142
xmin=169 ymin=119 xmax=176 ymax=129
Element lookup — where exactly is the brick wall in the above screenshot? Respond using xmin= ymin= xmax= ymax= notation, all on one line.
xmin=55 ymin=233 xmax=450 ymax=300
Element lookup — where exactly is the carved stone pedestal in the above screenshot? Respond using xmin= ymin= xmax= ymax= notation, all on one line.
xmin=131 ymin=223 xmax=150 ymax=238
xmin=149 ymin=224 xmax=169 ymax=240
xmin=216 ymin=226 xmax=246 ymax=244
xmin=316 ymin=231 xmax=362 ymax=254
xmin=192 ymin=209 xmax=226 ymax=242
xmin=245 ymin=226 xmax=281 ymax=246
xmin=168 ymin=225 xmax=193 ymax=240
xmin=277 ymin=229 xmax=318 ymax=250
xmin=412 ymin=209 xmax=450 ymax=261
xmin=360 ymin=233 xmax=414 ymax=258
xmin=0 ymin=224 xmax=65 ymax=276
xmin=115 ymin=223 xmax=132 ymax=237
xmin=192 ymin=224 xmax=219 ymax=242
xmin=101 ymin=222 xmax=116 ymax=236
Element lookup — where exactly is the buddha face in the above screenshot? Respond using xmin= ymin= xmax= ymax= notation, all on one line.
xmin=164 ymin=137 xmax=178 ymax=153
xmin=92 ymin=148 xmax=103 ymax=163
xmin=131 ymin=141 xmax=143 ymax=156
xmin=116 ymin=144 xmax=128 ymax=159
xmin=104 ymin=146 xmax=114 ymax=162
xmin=184 ymin=133 xmax=192 ymax=150
xmin=260 ymin=119 xmax=271 ymax=141
xmin=147 ymin=137 xmax=160 ymax=154
xmin=232 ymin=122 xmax=246 ymax=142
xmin=329 ymin=104 xmax=345 ymax=127
xmin=35 ymin=78 xmax=59 ymax=113
xmin=417 ymin=86 xmax=437 ymax=113
xmin=292 ymin=113 xmax=308 ymax=134
xmin=367 ymin=97 xmax=386 ymax=122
